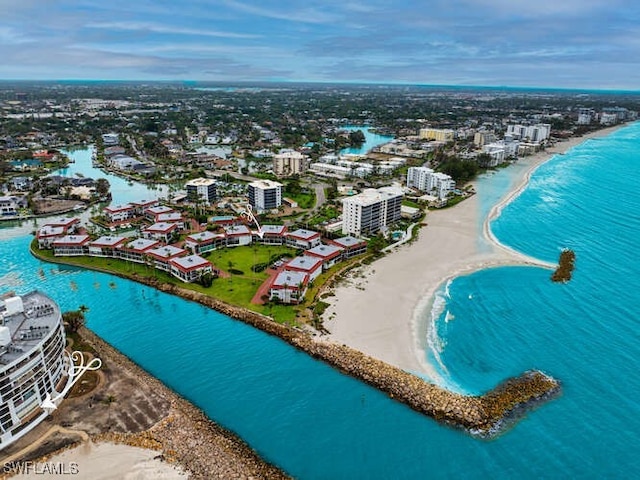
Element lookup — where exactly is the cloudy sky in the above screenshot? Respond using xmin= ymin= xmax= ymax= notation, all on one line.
xmin=1 ymin=0 xmax=639 ymax=89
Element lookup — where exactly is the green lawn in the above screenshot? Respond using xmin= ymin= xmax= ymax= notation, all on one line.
xmin=286 ymin=191 xmax=316 ymax=209
xmin=33 ymin=242 xmax=300 ymax=323
xmin=206 ymin=244 xmax=295 ymax=277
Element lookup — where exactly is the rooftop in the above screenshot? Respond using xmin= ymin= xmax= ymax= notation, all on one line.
xmin=90 ymin=235 xmax=127 ymax=247
xmin=248 ymin=179 xmax=283 ymax=189
xmin=126 ymin=238 xmax=160 ymax=251
xmin=272 ymin=270 xmax=308 ymax=288
xmin=288 ymin=229 xmax=320 ymax=240
xmin=0 ymin=291 xmax=61 ymax=368
xmin=170 ymin=254 xmax=211 ymax=270
xmin=333 ymin=236 xmax=366 ymax=248
xmin=148 ymin=245 xmax=186 ymax=259
xmin=306 ymin=244 xmax=343 ymax=257
xmin=285 ymin=255 xmax=323 ymax=271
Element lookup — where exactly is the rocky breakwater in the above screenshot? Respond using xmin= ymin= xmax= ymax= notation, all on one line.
xmin=138 ymin=277 xmax=562 ymax=438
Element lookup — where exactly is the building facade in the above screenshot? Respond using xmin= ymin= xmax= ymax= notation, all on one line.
xmin=341 ymin=186 xmax=403 ymax=237
xmin=419 ymin=128 xmax=455 ymax=142
xmin=0 ymin=291 xmax=69 ymax=449
xmin=185 ymin=178 xmax=217 ymax=205
xmin=273 ymin=150 xmax=307 ymax=177
xmin=248 ymin=180 xmax=283 ymax=213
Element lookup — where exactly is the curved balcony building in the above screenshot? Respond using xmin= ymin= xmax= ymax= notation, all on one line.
xmin=0 ymin=291 xmax=69 ymax=449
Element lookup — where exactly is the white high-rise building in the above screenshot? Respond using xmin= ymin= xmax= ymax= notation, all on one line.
xmin=248 ymin=180 xmax=283 ymax=213
xmin=407 ymin=166 xmax=435 ymax=191
xmin=273 ymin=150 xmax=307 ymax=177
xmin=506 ymin=124 xmax=551 ymax=143
xmin=407 ymin=167 xmax=456 ymax=199
xmin=341 ymin=186 xmax=403 ymax=237
xmin=185 ymin=178 xmax=217 ymax=205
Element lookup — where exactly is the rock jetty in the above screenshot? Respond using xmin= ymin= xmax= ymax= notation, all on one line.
xmin=551 ymin=248 xmax=576 ymax=283
xmin=134 ymin=276 xmax=562 ymax=437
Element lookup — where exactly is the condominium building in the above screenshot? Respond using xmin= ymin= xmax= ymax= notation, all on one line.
xmin=0 ymin=291 xmax=69 ymax=449
xmin=248 ymin=180 xmax=283 ymax=213
xmin=273 ymin=150 xmax=307 ymax=177
xmin=341 ymin=186 xmax=403 ymax=237
xmin=185 ymin=178 xmax=217 ymax=205
xmin=406 ymin=167 xmax=455 ymax=199
xmin=505 ymin=124 xmax=551 ymax=143
xmin=419 ymin=128 xmax=455 ymax=142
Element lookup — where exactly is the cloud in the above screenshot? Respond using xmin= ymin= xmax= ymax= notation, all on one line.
xmin=86 ymin=21 xmax=261 ymax=39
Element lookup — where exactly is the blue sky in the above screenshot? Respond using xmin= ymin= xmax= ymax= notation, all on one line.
xmin=1 ymin=0 xmax=639 ymax=89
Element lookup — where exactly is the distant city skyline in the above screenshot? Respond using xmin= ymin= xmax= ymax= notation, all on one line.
xmin=1 ymin=0 xmax=639 ymax=90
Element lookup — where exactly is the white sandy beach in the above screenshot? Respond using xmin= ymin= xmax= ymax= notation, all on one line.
xmin=323 ymin=125 xmax=625 ymax=382
xmin=13 ymin=442 xmax=188 ymax=479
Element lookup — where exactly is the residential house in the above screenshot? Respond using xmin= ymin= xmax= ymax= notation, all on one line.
xmin=169 ymin=255 xmax=215 ymax=283
xmin=285 ymin=229 xmax=321 ymax=250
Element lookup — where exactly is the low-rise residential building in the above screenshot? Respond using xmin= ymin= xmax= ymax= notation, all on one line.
xmin=269 ymin=271 xmax=309 ymax=304
xmin=254 ymin=225 xmax=288 ymax=245
xmin=36 ymin=225 xmax=66 ymax=249
xmin=284 ymin=255 xmax=323 ymax=282
xmin=104 ymin=204 xmax=136 ymax=223
xmin=87 ymin=236 xmax=128 ymax=257
xmin=305 ymin=244 xmax=344 ymax=270
xmin=43 ymin=217 xmax=80 ymax=233
xmin=131 ymin=199 xmax=159 ymax=216
xmin=142 ymin=222 xmax=179 ymax=243
xmin=147 ymin=245 xmax=186 ymax=272
xmin=0 ymin=196 xmax=26 ymax=216
xmin=331 ymin=236 xmax=368 ymax=258
xmin=286 ymin=229 xmax=322 ymax=250
xmin=144 ymin=205 xmax=174 ymax=222
xmin=169 ymin=255 xmax=214 ymax=283
xmin=224 ymin=225 xmax=252 ymax=246
xmin=156 ymin=212 xmax=186 ymax=229
xmin=52 ymin=235 xmax=91 ymax=256
xmin=184 ymin=231 xmax=226 ymax=254
xmin=118 ymin=238 xmax=160 ymax=263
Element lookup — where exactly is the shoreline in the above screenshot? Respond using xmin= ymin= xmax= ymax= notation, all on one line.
xmin=323 ymin=123 xmax=629 ymax=383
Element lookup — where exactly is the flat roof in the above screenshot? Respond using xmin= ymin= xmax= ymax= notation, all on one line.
xmin=170 ymin=255 xmax=211 ymax=270
xmin=285 ymin=255 xmax=323 ymax=271
xmin=43 ymin=217 xmax=79 ymax=227
xmin=145 ymin=222 xmax=178 ymax=233
xmin=105 ymin=203 xmax=133 ymax=212
xmin=306 ymin=244 xmax=343 ymax=257
xmin=148 ymin=245 xmax=186 ymax=259
xmin=186 ymin=231 xmax=218 ymax=242
xmin=224 ymin=225 xmax=250 ymax=235
xmin=248 ymin=179 xmax=283 ymax=189
xmin=288 ymin=229 xmax=320 ymax=240
xmin=333 ymin=236 xmax=366 ymax=248
xmin=90 ymin=235 xmax=127 ymax=247
xmin=272 ymin=270 xmax=308 ymax=288
xmin=37 ymin=225 xmax=65 ymax=237
xmin=260 ymin=225 xmax=286 ymax=235
xmin=0 ymin=291 xmax=61 ymax=367
xmin=185 ymin=178 xmax=217 ymax=186
xmin=126 ymin=238 xmax=160 ymax=251
xmin=52 ymin=234 xmax=90 ymax=246
xmin=146 ymin=205 xmax=174 ymax=214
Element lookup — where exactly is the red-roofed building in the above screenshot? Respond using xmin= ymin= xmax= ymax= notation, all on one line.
xmin=104 ymin=204 xmax=136 ymax=223
xmin=169 ymin=255 xmax=216 ymax=283
xmin=330 ymin=236 xmax=368 ymax=259
xmin=52 ymin=235 xmax=91 ymax=256
xmin=184 ymin=231 xmax=226 ymax=254
xmin=87 ymin=236 xmax=128 ymax=257
xmin=131 ymin=199 xmax=160 ymax=216
xmin=147 ymin=245 xmax=186 ymax=272
xmin=305 ymin=243 xmax=344 ymax=270
xmin=42 ymin=217 xmax=80 ymax=233
xmin=224 ymin=225 xmax=252 ymax=247
xmin=269 ymin=270 xmax=309 ymax=304
xmin=36 ymin=225 xmax=66 ymax=249
xmin=254 ymin=224 xmax=288 ymax=245
xmin=144 ymin=205 xmax=174 ymax=222
xmin=285 ymin=229 xmax=322 ymax=250
xmin=283 ymin=255 xmax=323 ymax=282
xmin=117 ymin=238 xmax=161 ymax=263
xmin=142 ymin=222 xmax=179 ymax=243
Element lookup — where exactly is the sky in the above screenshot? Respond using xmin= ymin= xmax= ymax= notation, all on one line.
xmin=1 ymin=0 xmax=639 ymax=89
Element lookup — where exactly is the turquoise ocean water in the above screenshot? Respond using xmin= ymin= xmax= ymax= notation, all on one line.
xmin=1 ymin=125 xmax=639 ymax=478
